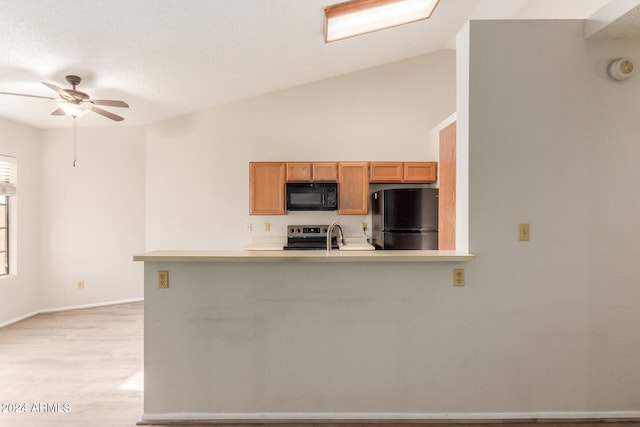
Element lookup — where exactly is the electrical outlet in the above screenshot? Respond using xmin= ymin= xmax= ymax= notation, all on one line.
xmin=77 ymin=280 xmax=84 ymax=289
xmin=264 ymin=223 xmax=270 ymax=232
xmin=157 ymin=271 xmax=169 ymax=289
xmin=519 ymin=223 xmax=530 ymax=241
xmin=453 ymin=269 xmax=465 ymax=287
xmin=246 ymin=223 xmax=252 ymax=232
xmin=361 ymin=222 xmax=367 ymax=233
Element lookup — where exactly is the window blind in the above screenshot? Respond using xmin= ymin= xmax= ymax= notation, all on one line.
xmin=0 ymin=155 xmax=17 ymax=196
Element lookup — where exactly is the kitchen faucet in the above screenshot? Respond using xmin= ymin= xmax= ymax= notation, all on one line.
xmin=326 ymin=220 xmax=344 ymax=254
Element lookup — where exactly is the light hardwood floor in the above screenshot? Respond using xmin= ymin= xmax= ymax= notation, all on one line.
xmin=0 ymin=302 xmax=143 ymax=426
xmin=1 ymin=302 xmax=639 ymax=427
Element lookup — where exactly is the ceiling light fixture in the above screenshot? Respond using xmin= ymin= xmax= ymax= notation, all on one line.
xmin=57 ymin=100 xmax=90 ymax=118
xmin=324 ymin=0 xmax=440 ymax=43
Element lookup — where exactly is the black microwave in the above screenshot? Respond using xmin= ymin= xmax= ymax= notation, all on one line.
xmin=286 ymin=182 xmax=338 ymax=211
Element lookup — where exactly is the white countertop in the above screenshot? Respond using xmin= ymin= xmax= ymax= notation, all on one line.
xmin=133 ymin=250 xmax=475 ymax=263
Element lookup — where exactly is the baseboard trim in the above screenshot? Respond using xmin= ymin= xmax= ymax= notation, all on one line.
xmin=38 ymin=297 xmax=144 ymax=314
xmin=0 ymin=298 xmax=144 ymax=329
xmin=139 ymin=411 xmax=640 ymax=424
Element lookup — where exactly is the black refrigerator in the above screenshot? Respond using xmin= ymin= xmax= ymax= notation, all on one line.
xmin=371 ymin=188 xmax=438 ymax=250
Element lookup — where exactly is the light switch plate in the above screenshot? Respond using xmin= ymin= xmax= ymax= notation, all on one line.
xmin=519 ymin=223 xmax=530 ymax=241
xmin=157 ymin=271 xmax=169 ymax=289
xmin=453 ymin=269 xmax=465 ymax=287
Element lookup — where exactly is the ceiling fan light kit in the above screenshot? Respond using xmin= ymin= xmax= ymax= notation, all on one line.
xmin=57 ymin=99 xmax=89 ymax=118
xmin=41 ymin=75 xmax=129 ymax=121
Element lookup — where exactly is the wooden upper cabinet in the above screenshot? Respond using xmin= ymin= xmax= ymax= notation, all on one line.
xmin=250 ymin=160 xmax=436 ymax=215
xmin=249 ymin=162 xmax=286 ymax=215
xmin=312 ymin=162 xmax=338 ymax=182
xmin=369 ymin=162 xmax=403 ymax=183
xmin=286 ymin=162 xmax=312 ymax=182
xmin=338 ymin=162 xmax=369 ymax=215
xmin=404 ymin=162 xmax=437 ymax=183
xmin=370 ymin=161 xmax=438 ymax=183
xmin=286 ymin=162 xmax=338 ymax=182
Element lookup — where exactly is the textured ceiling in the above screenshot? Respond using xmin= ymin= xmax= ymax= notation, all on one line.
xmin=0 ymin=0 xmax=622 ymax=129
xmin=587 ymin=4 xmax=640 ymax=38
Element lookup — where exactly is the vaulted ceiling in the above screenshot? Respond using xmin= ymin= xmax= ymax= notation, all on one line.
xmin=0 ymin=0 xmax=631 ymax=129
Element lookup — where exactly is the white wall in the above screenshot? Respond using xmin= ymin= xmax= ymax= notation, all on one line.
xmin=0 ymin=118 xmax=42 ymax=326
xmin=39 ymin=125 xmax=145 ymax=309
xmin=146 ymin=50 xmax=456 ymax=250
xmin=456 ymin=23 xmax=470 ymax=252
xmin=464 ymin=20 xmax=640 ymax=410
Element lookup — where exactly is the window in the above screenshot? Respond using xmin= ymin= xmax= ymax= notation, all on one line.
xmin=0 ymin=155 xmax=16 ymax=276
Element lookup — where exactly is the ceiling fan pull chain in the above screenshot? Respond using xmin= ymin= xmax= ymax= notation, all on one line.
xmin=73 ymin=116 xmax=78 ymax=167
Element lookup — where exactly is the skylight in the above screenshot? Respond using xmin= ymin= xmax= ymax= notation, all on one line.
xmin=324 ymin=0 xmax=440 ymax=43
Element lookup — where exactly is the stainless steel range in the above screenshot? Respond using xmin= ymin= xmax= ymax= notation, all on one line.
xmin=283 ymin=225 xmax=338 ymax=250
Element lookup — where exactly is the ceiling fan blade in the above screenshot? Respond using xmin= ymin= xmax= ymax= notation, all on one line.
xmin=87 ymin=104 xmax=124 ymax=121
xmin=91 ymin=99 xmax=129 ymax=108
xmin=42 ymin=82 xmax=77 ymax=102
xmin=42 ymin=81 xmax=65 ymax=94
xmin=51 ymin=107 xmax=66 ymax=116
xmin=0 ymin=91 xmax=55 ymax=100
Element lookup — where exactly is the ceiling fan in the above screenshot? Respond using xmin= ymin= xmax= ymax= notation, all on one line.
xmin=0 ymin=74 xmax=129 ymax=121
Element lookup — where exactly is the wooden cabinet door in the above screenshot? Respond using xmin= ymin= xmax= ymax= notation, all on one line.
xmin=338 ymin=162 xmax=369 ymax=215
xmin=313 ymin=162 xmax=338 ymax=182
xmin=438 ymin=122 xmax=456 ymax=249
xmin=249 ymin=162 xmax=286 ymax=215
xmin=404 ymin=162 xmax=437 ymax=183
xmin=369 ymin=162 xmax=403 ymax=183
xmin=286 ymin=162 xmax=312 ymax=182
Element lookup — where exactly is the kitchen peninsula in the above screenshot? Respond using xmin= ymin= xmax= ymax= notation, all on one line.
xmin=134 ymin=249 xmax=474 ymax=424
